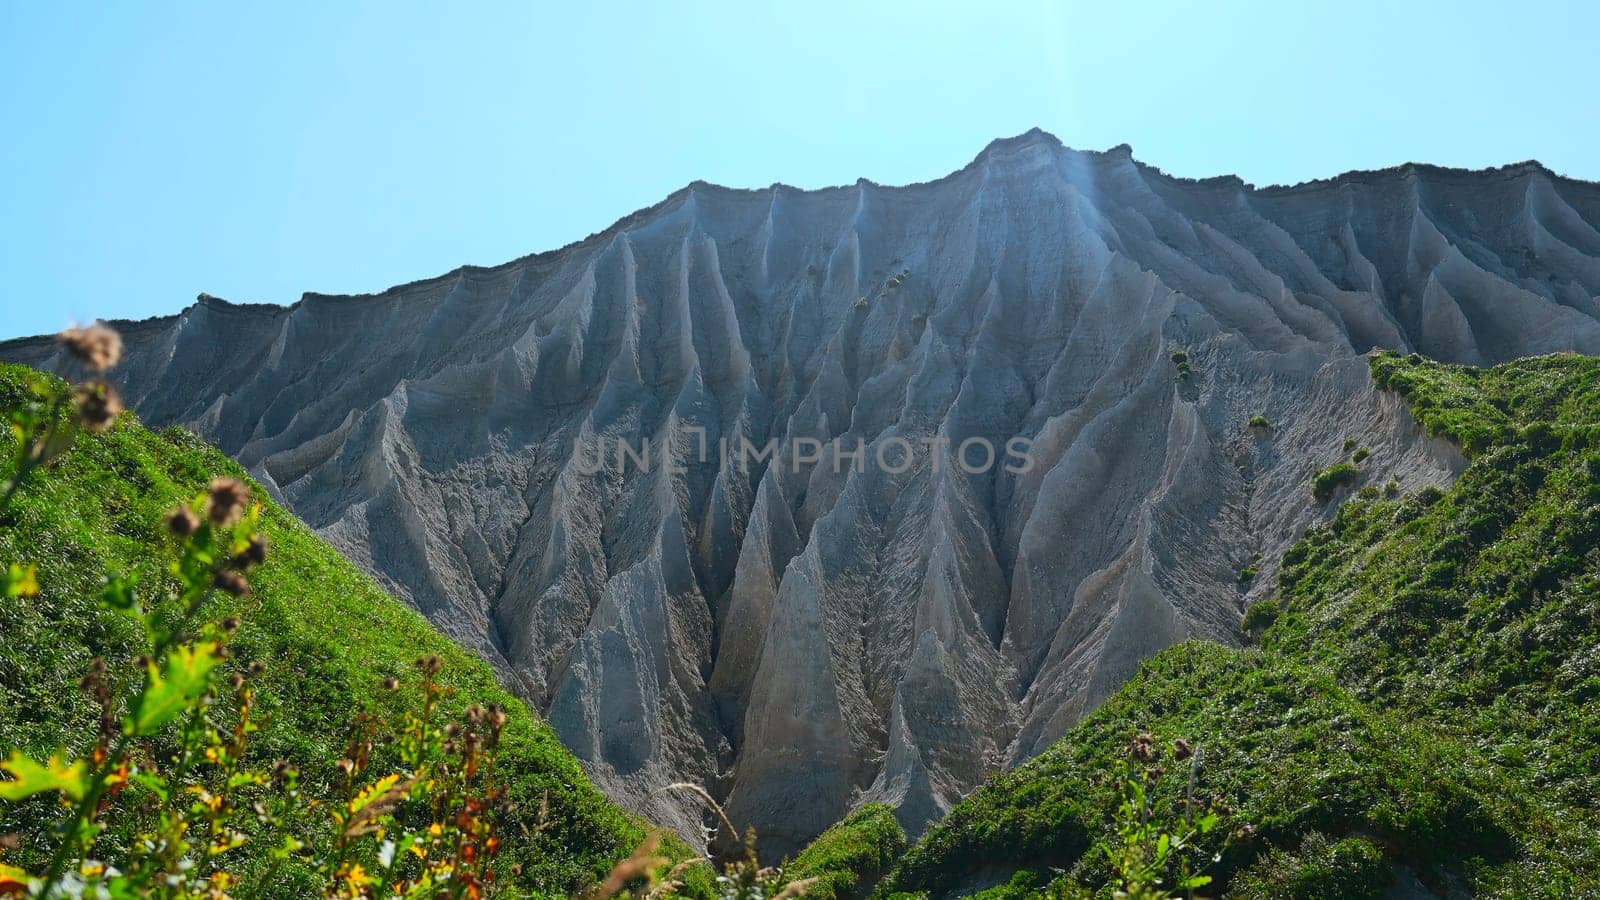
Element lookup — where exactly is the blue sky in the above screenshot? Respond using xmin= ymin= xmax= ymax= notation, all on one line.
xmin=2 ymin=0 xmax=1595 ymax=339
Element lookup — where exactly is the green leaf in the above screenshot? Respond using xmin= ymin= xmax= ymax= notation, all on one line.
xmin=100 ymin=572 xmax=139 ymax=615
xmin=127 ymin=641 xmax=222 ymax=736
xmin=1180 ymin=874 xmax=1213 ymax=889
xmin=128 ymin=772 xmax=171 ymax=802
xmin=0 ymin=751 xmax=87 ymax=802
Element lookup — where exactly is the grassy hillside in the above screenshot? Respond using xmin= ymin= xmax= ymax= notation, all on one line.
xmin=787 ymin=804 xmax=907 ymax=900
xmin=877 ymin=352 xmax=1600 ymax=897
xmin=0 ymin=363 xmax=655 ymax=896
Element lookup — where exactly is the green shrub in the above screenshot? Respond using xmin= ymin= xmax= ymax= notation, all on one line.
xmin=1247 ymin=415 xmax=1272 ymax=430
xmin=1241 ymin=599 xmax=1278 ymax=633
xmin=1229 ymin=833 xmax=1390 ymax=899
xmin=1312 ymin=463 xmax=1360 ymax=501
xmin=1351 ymin=447 xmax=1370 ymax=463
xmin=787 ymin=803 xmax=906 ymax=899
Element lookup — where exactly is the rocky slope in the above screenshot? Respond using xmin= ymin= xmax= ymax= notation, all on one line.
xmin=6 ymin=131 xmax=1600 ymax=854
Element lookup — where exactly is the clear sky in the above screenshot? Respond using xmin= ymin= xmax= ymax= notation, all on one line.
xmin=2 ymin=1 xmax=1596 ymax=339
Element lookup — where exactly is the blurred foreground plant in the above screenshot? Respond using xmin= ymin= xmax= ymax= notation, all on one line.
xmin=0 ymin=325 xmax=510 ymax=898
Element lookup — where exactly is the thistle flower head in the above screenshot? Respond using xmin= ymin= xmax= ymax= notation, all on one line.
xmin=233 ymin=536 xmax=268 ymax=570
xmin=166 ymin=505 xmax=200 ymax=537
xmin=58 ymin=321 xmax=122 ymax=371
xmin=212 ymin=569 xmax=250 ymax=597
xmin=72 ymin=381 xmax=123 ymax=432
xmin=205 ymin=477 xmax=251 ymax=527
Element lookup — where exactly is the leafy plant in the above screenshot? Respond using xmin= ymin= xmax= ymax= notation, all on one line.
xmin=0 ymin=328 xmax=660 ymax=896
xmin=1310 ymin=463 xmax=1359 ymax=501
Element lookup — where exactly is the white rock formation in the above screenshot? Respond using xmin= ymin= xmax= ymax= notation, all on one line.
xmin=8 ymin=131 xmax=1600 ymax=854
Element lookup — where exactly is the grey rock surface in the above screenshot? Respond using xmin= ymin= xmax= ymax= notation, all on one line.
xmin=8 ymin=130 xmax=1600 ymax=854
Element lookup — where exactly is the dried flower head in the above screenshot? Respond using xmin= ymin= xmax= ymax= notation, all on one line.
xmin=166 ymin=505 xmax=200 ymax=537
xmin=220 ymin=616 xmax=241 ymax=632
xmin=381 ymin=676 xmax=399 ymax=691
xmin=205 ymin=477 xmax=251 ymax=527
xmin=1173 ymin=738 xmax=1194 ymax=761
xmin=415 ymin=654 xmax=443 ymax=675
xmin=72 ymin=381 xmax=123 ymax=432
xmin=229 ymin=672 xmax=246 ymax=690
xmin=1127 ymin=732 xmax=1158 ymax=764
xmin=212 ymin=569 xmax=250 ymax=597
xmin=248 ymin=660 xmax=266 ymax=675
xmin=487 ymin=704 xmax=507 ymax=730
xmin=58 ymin=321 xmax=122 ymax=372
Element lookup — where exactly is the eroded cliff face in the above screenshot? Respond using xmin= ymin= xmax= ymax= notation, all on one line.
xmin=8 ymin=131 xmax=1600 ymax=853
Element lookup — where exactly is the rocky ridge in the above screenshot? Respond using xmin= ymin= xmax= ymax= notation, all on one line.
xmin=6 ymin=130 xmax=1600 ymax=854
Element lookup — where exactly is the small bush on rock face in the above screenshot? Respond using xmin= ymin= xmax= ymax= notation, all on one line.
xmin=1241 ymin=599 xmax=1279 ymax=633
xmin=1351 ymin=447 xmax=1371 ymax=463
xmin=1312 ymin=463 xmax=1360 ymax=501
xmin=1247 ymin=415 xmax=1271 ymax=430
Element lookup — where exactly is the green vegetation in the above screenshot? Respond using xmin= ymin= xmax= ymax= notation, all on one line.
xmin=1168 ymin=349 xmax=1193 ymax=380
xmin=876 ymin=351 xmax=1600 ymax=897
xmin=1310 ymin=462 xmax=1359 ymax=501
xmin=0 ymin=361 xmax=658 ymax=896
xmin=1246 ymin=415 xmax=1271 ymax=430
xmin=1351 ymin=447 xmax=1370 ymax=463
xmin=787 ymin=804 xmax=906 ymax=900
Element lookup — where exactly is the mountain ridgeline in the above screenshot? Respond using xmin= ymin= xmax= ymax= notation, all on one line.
xmin=5 ymin=131 xmax=1600 ymax=854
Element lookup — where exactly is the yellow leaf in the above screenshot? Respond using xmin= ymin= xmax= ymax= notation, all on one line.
xmin=0 ymin=862 xmax=34 ymax=893
xmin=2 ymin=564 xmax=39 ymax=599
xmin=348 ymin=773 xmax=401 ymax=815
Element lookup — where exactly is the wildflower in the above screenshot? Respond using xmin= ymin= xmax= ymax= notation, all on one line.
xmin=72 ymin=381 xmax=123 ymax=432
xmin=204 ymin=478 xmax=251 ymax=527
xmin=166 ymin=505 xmax=200 ymax=537
xmin=1173 ymin=738 xmax=1194 ymax=761
xmin=212 ymin=570 xmax=250 ymax=596
xmin=1126 ymin=732 xmax=1158 ymax=763
xmin=487 ymin=704 xmax=507 ymax=730
xmin=415 ymin=654 xmax=443 ymax=675
xmin=58 ymin=321 xmax=122 ymax=371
